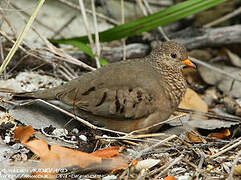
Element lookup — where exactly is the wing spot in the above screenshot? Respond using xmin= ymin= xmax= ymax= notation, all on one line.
xmin=137 ymin=90 xmax=142 ymax=101
xmin=120 ymin=106 xmax=125 ymax=113
xmin=133 ymin=103 xmax=137 ymax=108
xmin=82 ymin=87 xmax=95 ymax=95
xmin=115 ymin=99 xmax=120 ymax=112
xmin=96 ymin=92 xmax=107 ymax=107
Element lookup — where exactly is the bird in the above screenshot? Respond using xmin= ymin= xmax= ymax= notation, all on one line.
xmin=13 ymin=41 xmax=195 ymax=133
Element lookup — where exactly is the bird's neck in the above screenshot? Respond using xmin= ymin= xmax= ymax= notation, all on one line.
xmin=148 ymin=58 xmax=187 ymax=108
xmin=161 ymin=65 xmax=187 ymax=108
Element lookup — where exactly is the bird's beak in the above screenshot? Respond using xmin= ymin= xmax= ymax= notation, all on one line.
xmin=181 ymin=59 xmax=196 ymax=68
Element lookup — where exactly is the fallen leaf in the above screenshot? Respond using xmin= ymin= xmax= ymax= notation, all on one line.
xmin=13 ymin=126 xmax=131 ymax=177
xmin=179 ymin=88 xmax=208 ymax=113
xmin=234 ymin=164 xmax=241 ymax=175
xmin=14 ymin=126 xmax=34 ymax=143
xmin=208 ymin=129 xmax=230 ymax=139
xmin=164 ymin=176 xmax=177 ymax=180
xmin=91 ymin=146 xmax=120 ymax=158
xmin=185 ymin=130 xmax=203 ymax=143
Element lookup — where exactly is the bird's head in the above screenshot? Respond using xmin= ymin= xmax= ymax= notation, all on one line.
xmin=151 ymin=41 xmax=195 ymax=69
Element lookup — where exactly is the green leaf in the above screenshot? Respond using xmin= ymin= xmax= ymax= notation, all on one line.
xmin=51 ymin=0 xmax=226 ymax=44
xmin=66 ymin=40 xmax=108 ymax=66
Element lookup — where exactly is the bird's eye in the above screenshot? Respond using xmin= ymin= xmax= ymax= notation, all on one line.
xmin=171 ymin=53 xmax=177 ymax=58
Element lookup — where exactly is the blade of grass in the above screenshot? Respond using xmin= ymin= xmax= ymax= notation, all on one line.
xmin=67 ymin=40 xmax=108 ymax=66
xmin=51 ymin=0 xmax=226 ymax=44
xmin=0 ymin=0 xmax=46 ymax=75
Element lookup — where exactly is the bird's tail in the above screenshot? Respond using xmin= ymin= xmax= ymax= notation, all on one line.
xmin=12 ymin=87 xmax=58 ymax=100
xmin=12 ymin=91 xmax=37 ymax=100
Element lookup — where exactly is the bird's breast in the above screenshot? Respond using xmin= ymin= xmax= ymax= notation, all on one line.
xmin=160 ymin=69 xmax=187 ymax=108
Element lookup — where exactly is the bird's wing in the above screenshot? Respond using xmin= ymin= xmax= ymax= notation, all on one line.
xmin=56 ymin=60 xmax=163 ymax=119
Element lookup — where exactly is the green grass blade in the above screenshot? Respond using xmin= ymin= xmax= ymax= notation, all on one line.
xmin=66 ymin=40 xmax=108 ymax=66
xmin=51 ymin=0 xmax=226 ymax=44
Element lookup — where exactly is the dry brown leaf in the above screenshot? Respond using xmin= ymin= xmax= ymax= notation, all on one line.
xmin=164 ymin=176 xmax=177 ymax=180
xmin=91 ymin=146 xmax=120 ymax=158
xmin=208 ymin=129 xmax=230 ymax=139
xmin=179 ymin=88 xmax=208 ymax=112
xmin=13 ymin=126 xmax=131 ymax=177
xmin=51 ymin=144 xmax=102 ymax=168
xmin=25 ymin=139 xmax=50 ymax=157
xmin=14 ymin=126 xmax=34 ymax=143
xmin=185 ymin=130 xmax=203 ymax=143
xmin=234 ymin=164 xmax=241 ymax=175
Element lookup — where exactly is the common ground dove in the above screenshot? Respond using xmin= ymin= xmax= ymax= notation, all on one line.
xmin=14 ymin=41 xmax=195 ymax=133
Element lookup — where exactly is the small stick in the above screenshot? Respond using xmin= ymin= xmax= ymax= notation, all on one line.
xmin=121 ymin=0 xmax=126 ymax=60
xmin=0 ymin=7 xmax=17 ymax=36
xmin=134 ymin=134 xmax=177 ymax=159
xmin=204 ymin=7 xmax=241 ymax=28
xmin=130 ymin=114 xmax=187 ymax=134
xmin=177 ymin=107 xmax=241 ymax=122
xmin=51 ymin=15 xmax=77 ymax=38
xmin=35 ymin=99 xmax=128 ymax=135
xmin=79 ymin=0 xmax=101 ymax=68
xmin=195 ymin=151 xmax=205 ymax=180
xmin=142 ymin=0 xmax=170 ymax=41
xmin=91 ymin=0 xmax=101 ymax=68
xmin=155 ymin=154 xmax=184 ymax=178
xmin=57 ymin=0 xmax=119 ymax=25
xmin=10 ymin=2 xmax=57 ymax=35
xmin=189 ymin=57 xmax=241 ymax=82
xmin=210 ymin=140 xmax=241 ymax=159
xmin=228 ymin=150 xmax=241 ymax=180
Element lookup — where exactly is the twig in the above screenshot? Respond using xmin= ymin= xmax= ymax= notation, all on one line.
xmin=0 ymin=5 xmax=17 ymax=37
xmin=128 ymin=0 xmax=172 ymax=7
xmin=142 ymin=0 xmax=170 ymax=41
xmin=228 ymin=150 xmax=241 ymax=180
xmin=96 ymin=135 xmax=158 ymax=143
xmin=204 ymin=6 xmax=241 ymax=28
xmin=6 ymin=0 xmax=96 ymax=71
xmin=134 ymin=134 xmax=177 ymax=159
xmin=57 ymin=0 xmax=119 ymax=25
xmin=155 ymin=154 xmax=184 ymax=178
xmin=69 ymin=43 xmax=150 ymax=63
xmin=51 ymin=15 xmax=77 ymax=38
xmin=177 ymin=108 xmax=241 ymax=122
xmin=100 ymin=0 xmax=115 ymax=19
xmin=43 ymin=41 xmax=95 ymax=71
xmin=58 ymin=64 xmax=76 ymax=80
xmin=0 ymin=35 xmax=6 ymax=78
xmin=9 ymin=2 xmax=57 ymax=35
xmin=91 ymin=0 xmax=101 ymax=68
xmin=137 ymin=0 xmax=148 ymax=16
xmin=174 ymin=25 xmax=241 ymax=49
xmin=136 ymin=169 xmax=147 ymax=180
xmin=189 ymin=57 xmax=241 ymax=82
xmin=34 ymin=99 xmax=127 ymax=135
xmin=121 ymin=0 xmax=126 ymax=60
xmin=0 ymin=0 xmax=45 ymax=75
xmin=219 ymin=137 xmax=241 ymax=151
xmin=130 ymin=114 xmax=188 ymax=134
xmin=79 ymin=0 xmax=101 ymax=68
xmin=97 ymin=132 xmax=169 ymax=143
xmin=195 ymin=151 xmax=205 ymax=180
xmin=0 ymin=30 xmax=48 ymax=64
xmin=210 ymin=139 xmax=241 ymax=159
